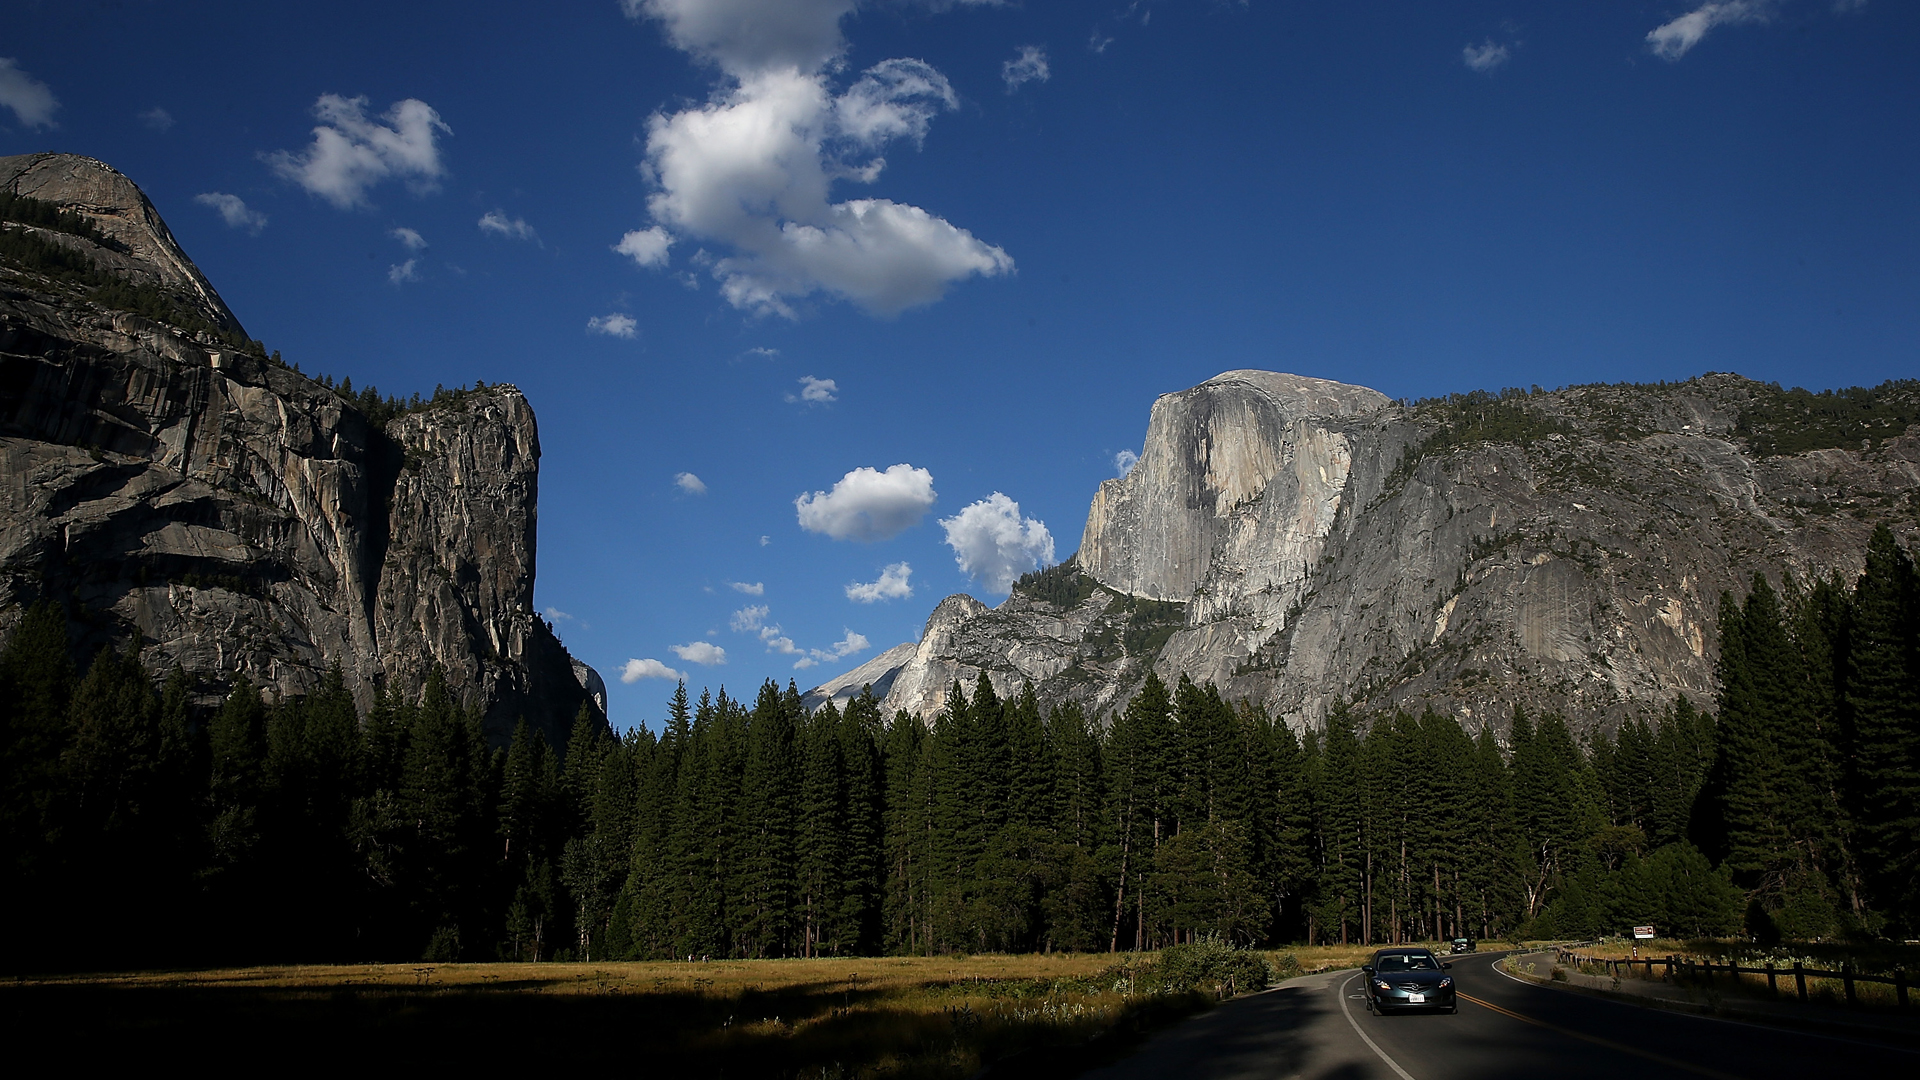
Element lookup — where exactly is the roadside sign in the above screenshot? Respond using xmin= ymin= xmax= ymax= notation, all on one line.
xmin=1633 ymin=925 xmax=1655 ymax=940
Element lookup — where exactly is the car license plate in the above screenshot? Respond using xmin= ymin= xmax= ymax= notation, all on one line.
xmin=1407 ymin=993 xmax=1425 ymax=1003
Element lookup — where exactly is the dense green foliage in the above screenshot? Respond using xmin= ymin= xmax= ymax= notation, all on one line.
xmin=1735 ymin=380 xmax=1920 ymax=457
xmin=1388 ymin=387 xmax=1575 ymax=486
xmin=0 ymin=189 xmax=112 ymax=244
xmin=2 ymin=530 xmax=1914 ymax=969
xmin=1014 ymin=559 xmax=1100 ymax=610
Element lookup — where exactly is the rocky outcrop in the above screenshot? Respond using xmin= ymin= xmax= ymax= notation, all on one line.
xmin=0 ymin=153 xmax=600 ymax=743
xmin=817 ymin=371 xmax=1920 ymax=737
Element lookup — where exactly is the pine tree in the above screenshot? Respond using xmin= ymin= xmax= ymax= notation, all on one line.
xmin=1847 ymin=527 xmax=1920 ymax=929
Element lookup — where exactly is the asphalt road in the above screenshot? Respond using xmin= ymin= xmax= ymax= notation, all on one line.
xmin=1082 ymin=952 xmax=1918 ymax=1080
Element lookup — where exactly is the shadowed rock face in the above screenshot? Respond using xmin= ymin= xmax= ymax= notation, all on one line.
xmin=0 ymin=153 xmax=600 ymax=744
xmin=814 ymin=371 xmax=1920 ymax=737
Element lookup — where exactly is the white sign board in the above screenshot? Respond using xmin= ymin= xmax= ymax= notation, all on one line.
xmin=1633 ymin=925 xmax=1656 ymax=940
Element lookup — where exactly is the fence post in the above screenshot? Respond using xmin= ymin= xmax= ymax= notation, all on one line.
xmin=1765 ymin=962 xmax=1777 ymax=996
xmin=1843 ymin=964 xmax=1857 ymax=1008
xmin=1793 ymin=962 xmax=1807 ymax=1003
xmin=1897 ymin=970 xmax=1908 ymax=1010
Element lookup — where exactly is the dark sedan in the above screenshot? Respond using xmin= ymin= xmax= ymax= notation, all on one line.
xmin=1362 ymin=948 xmax=1457 ymax=1014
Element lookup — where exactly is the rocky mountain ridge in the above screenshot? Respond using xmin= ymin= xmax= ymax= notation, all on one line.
xmin=809 ymin=370 xmax=1920 ymax=735
xmin=0 ymin=152 xmax=600 ymax=743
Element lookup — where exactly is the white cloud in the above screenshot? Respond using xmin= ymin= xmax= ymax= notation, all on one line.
xmin=675 ymin=471 xmax=708 ymax=495
xmin=809 ymin=629 xmax=870 ymax=663
xmin=139 ymin=106 xmax=174 ymax=132
xmin=1113 ymin=449 xmax=1139 ymax=477
xmin=1002 ymin=46 xmax=1050 ymax=91
xmin=729 ymin=581 xmax=765 ymax=595
xmin=266 ymin=95 xmax=450 ymax=209
xmin=545 ymin=607 xmax=575 ymax=622
xmin=940 ymin=492 xmax=1055 ymax=594
xmin=0 ymin=59 xmax=58 ymax=130
xmin=479 ymin=210 xmax=537 ymax=240
xmin=194 ymin=192 xmax=267 ymax=234
xmin=730 ymin=604 xmax=770 ymax=632
xmin=388 ymin=259 xmax=420 ymax=284
xmin=744 ymin=346 xmax=781 ymax=360
xmin=1647 ymin=1 xmax=1774 ymax=60
xmin=847 ymin=561 xmax=913 ymax=603
xmin=631 ymin=3 xmax=1012 ymax=317
xmin=795 ymin=464 xmax=936 ymax=541
xmin=672 ymin=640 xmax=728 ymax=665
xmin=1462 ymin=40 xmax=1511 ymax=73
xmin=789 ymin=375 xmax=838 ymax=404
xmin=759 ymin=534 xmax=772 ymax=546
xmin=588 ymin=313 xmax=638 ymax=338
xmin=1088 ymin=31 xmax=1115 ymax=54
xmin=616 ymin=226 xmax=674 ymax=268
xmin=622 ymin=657 xmax=687 ymax=682
xmin=390 ymin=226 xmax=428 ymax=249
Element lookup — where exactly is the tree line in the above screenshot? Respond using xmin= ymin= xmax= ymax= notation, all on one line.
xmin=1 ymin=527 xmax=1913 ymax=968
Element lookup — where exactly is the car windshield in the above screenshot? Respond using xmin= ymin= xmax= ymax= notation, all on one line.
xmin=1376 ymin=954 xmax=1436 ymax=972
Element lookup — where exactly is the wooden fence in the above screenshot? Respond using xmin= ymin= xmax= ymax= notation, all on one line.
xmin=1552 ymin=947 xmax=1912 ymax=1010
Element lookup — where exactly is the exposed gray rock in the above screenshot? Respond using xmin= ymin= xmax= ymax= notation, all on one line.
xmin=0 ymin=153 xmax=600 ymax=744
xmin=817 ymin=371 xmax=1920 ymax=737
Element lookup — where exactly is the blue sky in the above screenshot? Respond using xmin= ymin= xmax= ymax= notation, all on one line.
xmin=4 ymin=1 xmax=1915 ymax=729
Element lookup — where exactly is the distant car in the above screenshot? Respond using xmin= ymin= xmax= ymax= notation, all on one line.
xmin=1363 ymin=948 xmax=1457 ymax=1014
xmin=1450 ymin=938 xmax=1475 ymax=954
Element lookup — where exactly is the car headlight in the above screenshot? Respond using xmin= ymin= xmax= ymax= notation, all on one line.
xmin=1375 ymin=981 xmax=1391 ymax=991
xmin=1439 ymin=977 xmax=1453 ymax=987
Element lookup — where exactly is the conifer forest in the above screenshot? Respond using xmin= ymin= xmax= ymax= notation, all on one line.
xmin=1 ymin=527 xmax=1915 ymax=971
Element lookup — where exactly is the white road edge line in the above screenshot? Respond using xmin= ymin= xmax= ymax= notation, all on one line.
xmin=1337 ymin=972 xmax=1419 ymax=1080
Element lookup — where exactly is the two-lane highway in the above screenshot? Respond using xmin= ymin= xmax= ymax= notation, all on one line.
xmin=1083 ymin=952 xmax=1917 ymax=1079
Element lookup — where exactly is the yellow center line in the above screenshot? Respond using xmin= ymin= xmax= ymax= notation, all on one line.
xmin=1457 ymin=991 xmax=1747 ymax=1080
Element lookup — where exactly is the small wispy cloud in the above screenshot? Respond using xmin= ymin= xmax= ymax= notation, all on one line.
xmin=672 ymin=641 xmax=728 ymax=665
xmin=139 ymin=106 xmax=174 ymax=132
xmin=194 ymin=192 xmax=268 ymax=234
xmin=615 ymin=226 xmax=673 ymax=268
xmin=390 ymin=226 xmax=428 ymax=250
xmin=1003 ymin=46 xmax=1050 ymax=92
xmin=545 ymin=607 xmax=575 ymax=623
xmin=675 ymin=471 xmax=707 ymax=495
xmin=0 ymin=59 xmax=59 ymax=130
xmin=1646 ymin=1 xmax=1774 ymax=61
xmin=588 ymin=313 xmax=638 ymax=338
xmin=1462 ymin=40 xmax=1512 ymax=73
xmin=621 ymin=657 xmax=686 ymax=683
xmin=730 ymin=604 xmax=770 ymax=633
xmin=847 ymin=562 xmax=913 ymax=603
xmin=806 ymin=629 xmax=871 ymax=667
xmin=479 ymin=210 xmax=537 ymax=240
xmin=743 ymin=346 xmax=781 ymax=361
xmin=729 ymin=581 xmax=765 ymax=596
xmin=787 ymin=375 xmax=838 ymax=404
xmin=1113 ymin=449 xmax=1139 ymax=477
xmin=388 ymin=259 xmax=420 ymax=284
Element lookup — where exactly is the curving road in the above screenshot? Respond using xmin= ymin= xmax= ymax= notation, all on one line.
xmin=1082 ymin=952 xmax=1917 ymax=1079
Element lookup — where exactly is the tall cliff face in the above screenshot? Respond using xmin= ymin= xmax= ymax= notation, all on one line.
xmin=811 ymin=370 xmax=1920 ymax=735
xmin=0 ymin=153 xmax=600 ymax=743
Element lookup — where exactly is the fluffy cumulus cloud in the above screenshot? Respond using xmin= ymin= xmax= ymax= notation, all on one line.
xmin=615 ymin=226 xmax=674 ymax=268
xmin=846 ymin=561 xmax=912 ymax=603
xmin=789 ymin=375 xmax=837 ymax=404
xmin=622 ymin=657 xmax=686 ymax=683
xmin=588 ymin=313 xmax=638 ymax=338
xmin=1113 ymin=449 xmax=1139 ymax=477
xmin=796 ymin=464 xmax=936 ymax=541
xmin=941 ymin=493 xmax=1055 ymax=594
xmin=1462 ymin=40 xmax=1511 ymax=72
xmin=1647 ymin=1 xmax=1775 ymax=60
xmin=479 ymin=210 xmax=536 ymax=240
xmin=267 ymin=95 xmax=450 ymax=209
xmin=625 ymin=0 xmax=1013 ymax=317
xmin=729 ymin=581 xmax=765 ymax=595
xmin=1002 ymin=46 xmax=1050 ymax=91
xmin=672 ymin=641 xmax=728 ymax=665
xmin=194 ymin=192 xmax=267 ymax=234
xmin=0 ymin=59 xmax=59 ymax=129
xmin=675 ymin=471 xmax=708 ymax=495
xmin=808 ymin=629 xmax=870 ymax=666
xmin=391 ymin=226 xmax=428 ymax=250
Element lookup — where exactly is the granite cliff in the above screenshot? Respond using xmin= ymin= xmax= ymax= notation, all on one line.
xmin=0 ymin=152 xmax=601 ymax=743
xmin=809 ymin=370 xmax=1920 ymax=735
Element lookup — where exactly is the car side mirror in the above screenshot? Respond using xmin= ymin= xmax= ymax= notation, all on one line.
xmin=1443 ymin=962 xmax=1453 ymax=969
xmin=1362 ymin=965 xmax=1373 ymax=974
